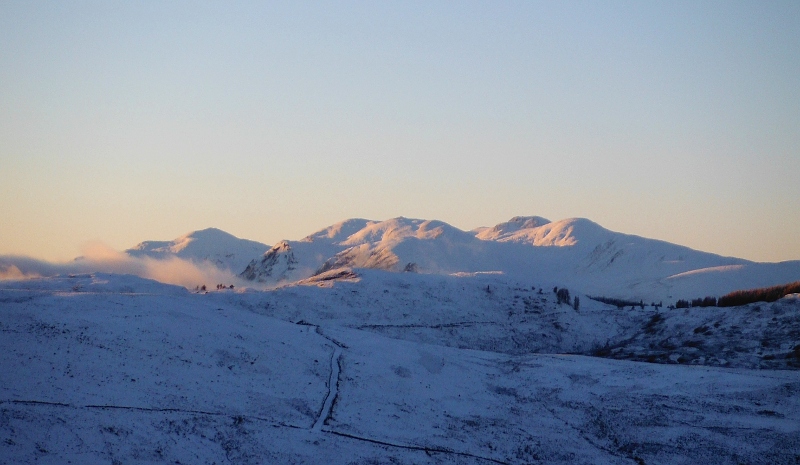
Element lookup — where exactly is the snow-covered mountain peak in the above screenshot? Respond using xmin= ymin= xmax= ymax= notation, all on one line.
xmin=239 ymin=218 xmax=486 ymax=285
xmin=475 ymin=216 xmax=551 ymax=240
xmin=340 ymin=217 xmax=473 ymax=247
xmin=415 ymin=219 xmax=474 ymax=241
xmin=168 ymin=227 xmax=241 ymax=252
xmin=479 ymin=216 xmax=610 ymax=247
xmin=126 ymin=228 xmax=269 ymax=273
xmin=340 ymin=217 xmax=416 ymax=246
xmin=302 ymin=218 xmax=374 ymax=244
xmin=240 ymin=240 xmax=300 ymax=283
xmin=528 ymin=217 xmax=608 ymax=246
xmin=270 ymin=240 xmax=292 ymax=252
xmin=312 ymin=218 xmax=494 ymax=277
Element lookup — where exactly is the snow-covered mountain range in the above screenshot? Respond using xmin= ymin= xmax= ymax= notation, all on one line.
xmin=236 ymin=216 xmax=800 ymax=303
xmin=4 ymin=216 xmax=800 ymax=463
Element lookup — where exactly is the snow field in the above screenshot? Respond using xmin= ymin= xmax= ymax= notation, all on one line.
xmin=2 ymin=273 xmax=799 ymax=464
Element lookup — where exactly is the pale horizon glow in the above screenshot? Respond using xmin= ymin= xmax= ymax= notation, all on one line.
xmin=2 ymin=1 xmax=799 ymax=263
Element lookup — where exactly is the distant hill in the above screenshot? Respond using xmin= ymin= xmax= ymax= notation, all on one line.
xmin=126 ymin=227 xmax=269 ymax=273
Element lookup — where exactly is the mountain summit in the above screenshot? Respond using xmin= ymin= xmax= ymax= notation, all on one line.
xmin=126 ymin=227 xmax=269 ymax=272
xmin=473 ymin=215 xmax=552 ymax=241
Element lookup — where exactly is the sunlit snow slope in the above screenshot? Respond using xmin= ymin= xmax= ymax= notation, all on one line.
xmin=240 ymin=216 xmax=800 ymax=302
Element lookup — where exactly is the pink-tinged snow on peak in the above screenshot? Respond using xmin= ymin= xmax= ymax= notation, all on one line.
xmin=476 ymin=217 xmax=609 ymax=247
xmin=474 ymin=216 xmax=551 ymax=240
xmin=340 ymin=217 xmax=473 ymax=247
xmin=241 ymin=218 xmax=482 ymax=284
xmin=129 ymin=228 xmax=248 ymax=254
xmin=268 ymin=240 xmax=292 ymax=252
xmin=302 ymin=219 xmax=374 ymax=243
xmin=167 ymin=228 xmax=244 ymax=253
xmin=126 ymin=228 xmax=269 ymax=272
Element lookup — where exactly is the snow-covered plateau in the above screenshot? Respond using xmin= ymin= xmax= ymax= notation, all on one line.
xmin=2 ymin=270 xmax=799 ymax=464
xmin=2 ymin=216 xmax=799 ymax=464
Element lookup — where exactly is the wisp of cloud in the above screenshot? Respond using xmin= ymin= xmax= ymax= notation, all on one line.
xmin=0 ymin=242 xmax=246 ymax=289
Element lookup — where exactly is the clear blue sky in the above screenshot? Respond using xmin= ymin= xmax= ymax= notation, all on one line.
xmin=2 ymin=1 xmax=799 ymax=262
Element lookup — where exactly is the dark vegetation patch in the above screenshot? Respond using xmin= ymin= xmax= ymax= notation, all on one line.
xmin=693 ymin=325 xmax=711 ymax=335
xmin=670 ymin=281 xmax=800 ymax=309
xmin=718 ymin=281 xmax=800 ymax=307
xmin=643 ymin=314 xmax=663 ymax=334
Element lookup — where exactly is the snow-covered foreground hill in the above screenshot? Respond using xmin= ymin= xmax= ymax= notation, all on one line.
xmin=2 ymin=273 xmax=799 ymax=464
xmin=219 ymin=269 xmax=800 ymax=371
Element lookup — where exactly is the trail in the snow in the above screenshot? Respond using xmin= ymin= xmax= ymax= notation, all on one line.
xmin=327 ymin=430 xmax=512 ymax=465
xmin=311 ymin=325 xmax=347 ymax=431
xmin=1 ymin=399 xmax=304 ymax=430
xmin=313 ymin=346 xmax=342 ymax=431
